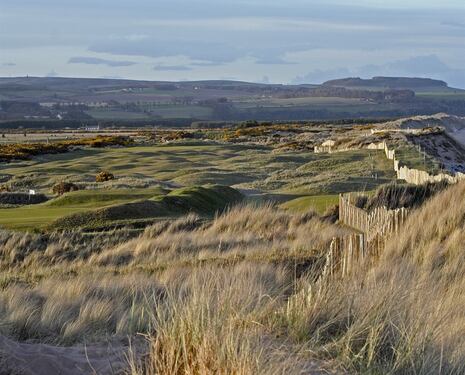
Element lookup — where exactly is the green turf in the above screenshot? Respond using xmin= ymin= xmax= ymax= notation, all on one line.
xmin=0 ymin=188 xmax=167 ymax=230
xmin=249 ymin=149 xmax=396 ymax=195
xmin=45 ymin=188 xmax=167 ymax=208
xmin=0 ymin=185 xmax=243 ymax=231
xmin=49 ymin=185 xmax=243 ymax=231
xmin=280 ymin=194 xmax=339 ymax=214
xmin=0 ymin=142 xmax=398 ymax=230
xmin=0 ymin=206 xmax=90 ymax=231
xmin=0 ymin=142 xmax=396 ymax=196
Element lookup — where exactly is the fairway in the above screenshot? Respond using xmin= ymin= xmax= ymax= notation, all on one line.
xmin=0 ymin=206 xmax=91 ymax=230
xmin=0 ymin=188 xmax=165 ymax=230
xmin=0 ymin=142 xmax=396 ymax=194
xmin=0 ymin=141 xmax=397 ymax=230
xmin=280 ymin=194 xmax=339 ymax=214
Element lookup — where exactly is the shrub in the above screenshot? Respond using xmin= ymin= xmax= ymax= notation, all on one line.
xmin=161 ymin=131 xmax=194 ymax=142
xmin=52 ymin=182 xmax=80 ymax=196
xmin=0 ymin=136 xmax=132 ymax=162
xmin=96 ymin=171 xmax=115 ymax=183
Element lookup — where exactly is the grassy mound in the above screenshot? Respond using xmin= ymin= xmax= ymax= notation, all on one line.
xmin=161 ymin=185 xmax=243 ymax=214
xmin=49 ymin=185 xmax=243 ymax=230
xmin=46 ymin=187 xmax=167 ymax=208
xmin=0 ymin=188 xmax=169 ymax=230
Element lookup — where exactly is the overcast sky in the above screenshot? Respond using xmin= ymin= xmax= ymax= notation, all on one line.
xmin=1 ymin=0 xmax=465 ymax=87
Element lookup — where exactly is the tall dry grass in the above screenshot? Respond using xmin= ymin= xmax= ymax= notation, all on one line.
xmin=276 ymin=181 xmax=465 ymax=374
xmin=0 ymin=205 xmax=344 ymax=346
xmin=3 ymin=184 xmax=465 ymax=374
xmin=127 ymin=264 xmax=322 ymax=375
xmin=0 ymin=275 xmax=162 ymax=344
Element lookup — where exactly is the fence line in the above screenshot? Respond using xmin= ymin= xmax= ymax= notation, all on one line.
xmin=314 ymin=139 xmax=465 ymax=185
xmin=316 ymin=132 xmax=465 ymax=277
xmin=339 ymin=193 xmax=409 ymax=241
xmin=323 ymin=193 xmax=409 ymax=278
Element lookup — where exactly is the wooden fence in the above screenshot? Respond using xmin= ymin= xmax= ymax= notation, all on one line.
xmin=339 ymin=193 xmax=409 ymax=241
xmin=314 ymin=138 xmax=465 ymax=185
xmin=316 ymin=132 xmax=465 ymax=277
xmin=323 ymin=194 xmax=409 ymax=278
xmin=381 ymin=141 xmax=465 ymax=185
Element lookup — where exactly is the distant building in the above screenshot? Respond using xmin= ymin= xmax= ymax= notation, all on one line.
xmin=85 ymin=125 xmax=100 ymax=131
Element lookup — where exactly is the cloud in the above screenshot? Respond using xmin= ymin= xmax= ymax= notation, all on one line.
xmin=255 ymin=57 xmax=297 ymax=65
xmin=46 ymin=70 xmax=59 ymax=77
xmin=292 ymin=67 xmax=352 ymax=84
xmin=89 ymin=39 xmax=241 ymax=64
xmin=153 ymin=64 xmax=192 ymax=71
xmin=2 ymin=1 xmax=465 ymax=82
xmin=441 ymin=20 xmax=465 ymax=29
xmin=293 ymin=55 xmax=465 ymax=88
xmin=136 ymin=17 xmax=388 ymax=32
xmin=190 ymin=61 xmax=225 ymax=67
xmin=356 ymin=55 xmax=465 ymax=88
xmin=1 ymin=62 xmax=16 ymax=67
xmin=360 ymin=55 xmax=451 ymax=76
xmin=68 ymin=56 xmax=136 ymax=67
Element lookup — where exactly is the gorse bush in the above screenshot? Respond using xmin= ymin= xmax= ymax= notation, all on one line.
xmin=96 ymin=171 xmax=115 ymax=182
xmin=52 ymin=181 xmax=80 ymax=196
xmin=0 ymin=135 xmax=131 ymax=162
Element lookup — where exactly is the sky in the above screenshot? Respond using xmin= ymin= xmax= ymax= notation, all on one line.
xmin=1 ymin=0 xmax=465 ymax=87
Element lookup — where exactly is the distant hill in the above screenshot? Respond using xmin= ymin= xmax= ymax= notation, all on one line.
xmin=323 ymin=77 xmax=449 ymax=91
xmin=1 ymin=76 xmax=465 ymax=127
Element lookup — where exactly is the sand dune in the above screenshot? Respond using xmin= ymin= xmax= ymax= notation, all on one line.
xmin=0 ymin=335 xmax=145 ymax=375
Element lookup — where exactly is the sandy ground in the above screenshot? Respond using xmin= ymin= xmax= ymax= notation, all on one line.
xmin=447 ymin=129 xmax=465 ymax=149
xmin=0 ymin=335 xmax=146 ymax=375
xmin=0 ymin=333 xmax=347 ymax=375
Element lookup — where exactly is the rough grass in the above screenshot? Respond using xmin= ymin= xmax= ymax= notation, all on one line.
xmin=0 ymin=205 xmax=345 ymax=345
xmin=275 ymin=181 xmax=465 ymax=373
xmin=128 ymin=182 xmax=465 ymax=374
xmin=395 ymin=144 xmax=441 ymax=174
xmin=358 ymin=181 xmax=449 ymax=210
xmin=3 ymin=181 xmax=465 ymax=373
